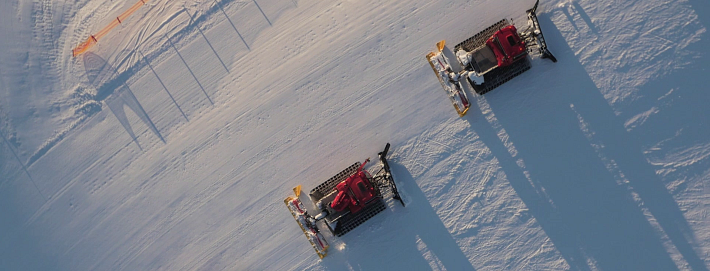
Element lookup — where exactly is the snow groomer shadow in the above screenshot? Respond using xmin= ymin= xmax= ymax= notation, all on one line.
xmin=321 ymin=160 xmax=476 ymax=271
xmin=461 ymin=9 xmax=707 ymax=271
xmin=83 ymin=52 xmax=165 ymax=149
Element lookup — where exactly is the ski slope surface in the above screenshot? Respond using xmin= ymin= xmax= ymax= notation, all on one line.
xmin=1 ymin=0 xmax=710 ymax=270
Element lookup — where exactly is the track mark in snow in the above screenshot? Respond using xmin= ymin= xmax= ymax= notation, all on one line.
xmin=33 ymin=0 xmax=58 ymax=78
xmin=1 ymin=131 xmax=46 ymax=202
xmin=624 ymin=106 xmax=659 ymax=132
xmin=26 ymin=112 xmax=95 ymax=167
xmin=24 ymin=136 xmax=141 ymax=227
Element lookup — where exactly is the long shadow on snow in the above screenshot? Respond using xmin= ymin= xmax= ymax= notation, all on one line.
xmin=460 ymin=14 xmax=704 ymax=271
xmin=552 ymin=4 xmax=710 ymax=270
xmin=541 ymin=13 xmax=708 ymax=271
xmin=615 ymin=0 xmax=710 ymax=154
xmin=591 ymin=5 xmax=710 ymax=270
xmin=83 ymin=52 xmax=165 ymax=149
xmin=320 ymin=161 xmax=475 ymax=270
xmin=0 ymin=177 xmax=63 ymax=271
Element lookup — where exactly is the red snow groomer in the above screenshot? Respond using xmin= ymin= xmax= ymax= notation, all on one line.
xmin=427 ymin=0 xmax=558 ymax=113
xmin=284 ymin=143 xmax=405 ymax=258
xmin=453 ymin=0 xmax=557 ymax=95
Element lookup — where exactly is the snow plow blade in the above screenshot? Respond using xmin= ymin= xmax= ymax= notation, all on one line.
xmin=426 ymin=40 xmax=471 ymax=117
xmin=306 ymin=143 xmax=405 ymax=237
xmin=284 ymin=195 xmax=329 ymax=259
xmin=524 ymin=0 xmax=557 ymax=62
xmin=378 ymin=143 xmax=404 ymax=206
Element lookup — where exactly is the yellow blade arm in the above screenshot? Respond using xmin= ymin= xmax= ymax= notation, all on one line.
xmin=436 ymin=40 xmax=446 ymax=52
xmin=293 ymin=185 xmax=302 ymax=197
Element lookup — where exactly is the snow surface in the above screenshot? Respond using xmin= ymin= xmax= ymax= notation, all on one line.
xmin=1 ymin=0 xmax=710 ymax=270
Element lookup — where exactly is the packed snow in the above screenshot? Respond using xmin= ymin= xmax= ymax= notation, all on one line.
xmin=1 ymin=0 xmax=709 ymax=270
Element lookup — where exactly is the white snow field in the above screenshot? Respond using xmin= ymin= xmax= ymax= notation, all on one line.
xmin=1 ymin=0 xmax=710 ymax=269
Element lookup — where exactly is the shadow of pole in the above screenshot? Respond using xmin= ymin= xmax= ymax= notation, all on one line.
xmin=183 ymin=8 xmax=230 ymax=73
xmin=214 ymin=0 xmax=250 ymax=51
xmin=137 ymin=50 xmax=189 ymax=121
xmin=83 ymin=52 xmax=166 ymax=147
xmin=252 ymin=0 xmax=272 ymax=26
xmin=164 ymin=34 xmax=214 ymax=105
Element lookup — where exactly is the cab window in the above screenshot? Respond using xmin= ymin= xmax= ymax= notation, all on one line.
xmin=507 ymin=36 xmax=517 ymax=46
xmin=358 ymin=182 xmax=367 ymax=193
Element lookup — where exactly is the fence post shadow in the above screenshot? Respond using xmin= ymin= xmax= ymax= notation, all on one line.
xmin=164 ymin=34 xmax=214 ymax=105
xmin=137 ymin=50 xmax=189 ymax=121
xmin=214 ymin=0 xmax=250 ymax=51
xmin=454 ymin=11 xmax=707 ymax=271
xmin=183 ymin=8 xmax=230 ymax=73
xmin=252 ymin=0 xmax=271 ymax=26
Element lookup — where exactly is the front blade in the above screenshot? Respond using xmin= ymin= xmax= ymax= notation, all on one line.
xmin=425 ymin=48 xmax=471 ymax=117
xmin=284 ymin=196 xmax=329 ymax=258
